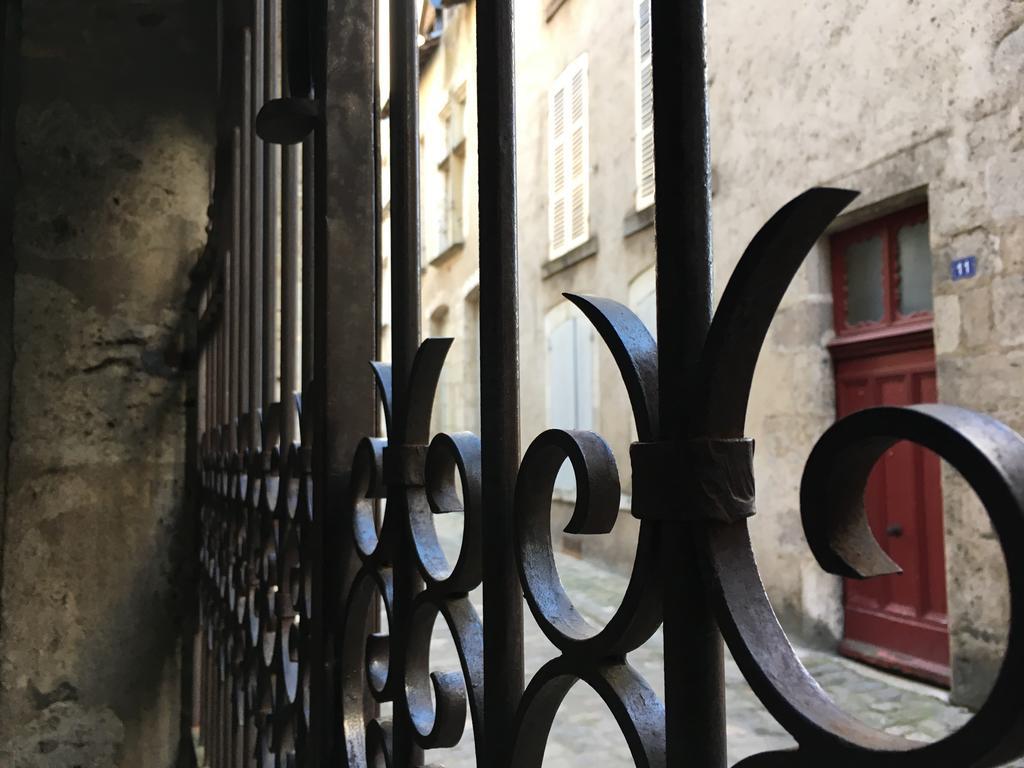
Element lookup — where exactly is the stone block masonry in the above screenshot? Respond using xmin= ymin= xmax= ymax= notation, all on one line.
xmin=0 ymin=1 xmax=215 ymax=766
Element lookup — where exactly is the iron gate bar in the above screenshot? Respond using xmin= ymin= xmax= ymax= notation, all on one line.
xmin=313 ymin=0 xmax=380 ymax=764
xmin=649 ymin=1 xmax=723 ymax=766
xmin=386 ymin=0 xmax=428 ymax=763
xmin=475 ymin=1 xmax=526 ymax=765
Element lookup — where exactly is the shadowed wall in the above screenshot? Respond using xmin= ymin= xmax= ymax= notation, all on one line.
xmin=0 ymin=1 xmax=214 ymax=765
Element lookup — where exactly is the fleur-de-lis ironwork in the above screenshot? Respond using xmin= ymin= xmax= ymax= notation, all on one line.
xmin=340 ymin=340 xmax=486 ymax=766
xmin=504 ymin=187 xmax=1024 ymax=767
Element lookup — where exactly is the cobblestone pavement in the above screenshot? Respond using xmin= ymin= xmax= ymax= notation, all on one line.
xmin=422 ymin=516 xmax=1022 ymax=767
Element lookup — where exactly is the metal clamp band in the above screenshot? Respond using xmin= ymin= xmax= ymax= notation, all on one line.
xmin=630 ymin=438 xmax=756 ymax=523
xmin=383 ymin=444 xmax=429 ymax=487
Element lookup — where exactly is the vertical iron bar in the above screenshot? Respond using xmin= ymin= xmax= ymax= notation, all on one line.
xmin=475 ymin=1 xmax=524 ymax=763
xmin=218 ymin=271 xmax=227 ymax=436
xmin=231 ymin=127 xmax=242 ymax=443
xmin=215 ymin=308 xmax=225 ymax=768
xmin=388 ymin=0 xmax=419 ymax=398
xmin=389 ymin=0 xmax=422 ymax=760
xmin=204 ymin=285 xmax=212 ymax=446
xmin=250 ymin=0 xmax=265 ymax=437
xmin=241 ymin=29 xmax=252 ymax=422
xmin=301 ymin=136 xmax=314 ymax=397
xmin=312 ymin=0 xmax=380 ymax=762
xmin=651 ymin=1 xmax=723 ymax=767
xmin=225 ymin=237 xmax=234 ymax=450
xmin=228 ymin=119 xmax=241 ymax=768
xmin=200 ymin=282 xmax=210 ymax=754
xmin=263 ymin=0 xmax=281 ymax=410
xmin=219 ymin=660 xmax=228 ymax=768
xmin=204 ymin=631 xmax=213 ymax=763
xmin=247 ymin=4 xmax=265 ymax=761
xmin=281 ymin=144 xmax=299 ymax=445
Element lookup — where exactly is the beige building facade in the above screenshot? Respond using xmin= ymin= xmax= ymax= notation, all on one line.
xmin=403 ymin=0 xmax=1024 ymax=708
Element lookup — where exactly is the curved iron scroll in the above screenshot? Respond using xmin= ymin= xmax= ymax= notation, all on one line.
xmin=339 ymin=339 xmax=486 ymax=766
xmin=500 ymin=188 xmax=1024 ymax=767
xmin=198 ymin=393 xmax=316 ymax=766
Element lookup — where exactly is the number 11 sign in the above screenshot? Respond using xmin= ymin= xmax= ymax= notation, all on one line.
xmin=951 ymin=256 xmax=977 ymax=281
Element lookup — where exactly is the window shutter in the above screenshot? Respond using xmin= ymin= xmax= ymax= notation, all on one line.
xmin=549 ymin=83 xmax=568 ymax=255
xmin=635 ymin=0 xmax=655 ymax=209
xmin=569 ymin=62 xmax=588 ymax=245
xmin=547 ymin=318 xmax=576 ymax=430
xmin=550 ymin=55 xmax=589 ymax=257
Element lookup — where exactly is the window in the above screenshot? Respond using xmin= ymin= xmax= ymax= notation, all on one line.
xmin=463 ymin=287 xmax=481 ymax=436
xmin=628 ymin=266 xmax=657 ymax=339
xmin=634 ymin=0 xmax=655 ymax=210
xmin=549 ymin=55 xmax=590 ymax=258
xmin=438 ymin=86 xmax=466 ymax=255
xmin=830 ymin=204 xmax=933 ymax=337
xmin=380 ymin=208 xmax=392 ymax=361
xmin=546 ymin=310 xmax=594 ymax=490
xmin=430 ymin=305 xmax=457 ymax=435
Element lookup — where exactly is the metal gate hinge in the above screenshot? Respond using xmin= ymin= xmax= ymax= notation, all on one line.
xmin=630 ymin=438 xmax=756 ymax=524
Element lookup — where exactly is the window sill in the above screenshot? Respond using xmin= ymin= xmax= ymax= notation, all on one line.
xmin=545 ymin=0 xmax=570 ymax=22
xmin=623 ymin=204 xmax=655 ymax=238
xmin=542 ymin=236 xmax=599 ymax=279
xmin=430 ymin=240 xmax=464 ymax=268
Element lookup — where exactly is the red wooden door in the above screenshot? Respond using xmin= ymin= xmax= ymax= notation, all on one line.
xmin=834 ymin=342 xmax=949 ymax=685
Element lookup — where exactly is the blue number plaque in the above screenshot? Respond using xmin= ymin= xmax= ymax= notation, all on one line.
xmin=951 ymin=256 xmax=977 ymax=281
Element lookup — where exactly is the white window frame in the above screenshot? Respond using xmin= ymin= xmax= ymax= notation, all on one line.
xmin=429 ymin=304 xmax=456 ymax=435
xmin=628 ymin=266 xmax=657 ymax=339
xmin=545 ymin=303 xmax=596 ymax=492
xmin=544 ymin=302 xmax=596 ymax=430
xmin=438 ymin=84 xmax=467 ymax=256
xmin=548 ymin=54 xmax=590 ymax=259
xmin=634 ymin=0 xmax=655 ymax=211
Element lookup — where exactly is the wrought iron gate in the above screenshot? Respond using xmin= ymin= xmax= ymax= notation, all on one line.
xmin=190 ymin=0 xmax=1024 ymax=766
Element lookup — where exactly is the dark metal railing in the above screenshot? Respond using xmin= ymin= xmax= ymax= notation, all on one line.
xmin=189 ymin=1 xmax=1024 ymax=766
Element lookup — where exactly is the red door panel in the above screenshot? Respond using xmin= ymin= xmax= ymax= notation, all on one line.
xmin=834 ymin=344 xmax=950 ymax=686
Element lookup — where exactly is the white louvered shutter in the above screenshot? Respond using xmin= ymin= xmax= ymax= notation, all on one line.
xmin=549 ymin=82 xmax=568 ymax=255
xmin=549 ymin=55 xmax=589 ymax=257
xmin=635 ymin=0 xmax=655 ymax=209
xmin=568 ymin=63 xmax=588 ymax=246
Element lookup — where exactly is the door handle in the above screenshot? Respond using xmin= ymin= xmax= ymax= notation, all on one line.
xmin=885 ymin=524 xmax=903 ymax=538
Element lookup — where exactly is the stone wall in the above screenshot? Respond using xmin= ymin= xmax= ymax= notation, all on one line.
xmin=0 ymin=1 xmax=215 ymax=766
xmin=0 ymin=0 xmax=19 ymax=604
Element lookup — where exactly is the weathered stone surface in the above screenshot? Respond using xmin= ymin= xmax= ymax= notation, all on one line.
xmin=933 ymin=294 xmax=962 ymax=355
xmin=993 ymin=22 xmax=1024 ymax=78
xmin=0 ymin=1 xmax=214 ymax=765
xmin=986 ymin=150 xmax=1024 ymax=223
xmin=960 ymin=284 xmax=994 ymax=349
xmin=992 ymin=274 xmax=1024 ymax=347
xmin=0 ymin=700 xmax=125 ymax=768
